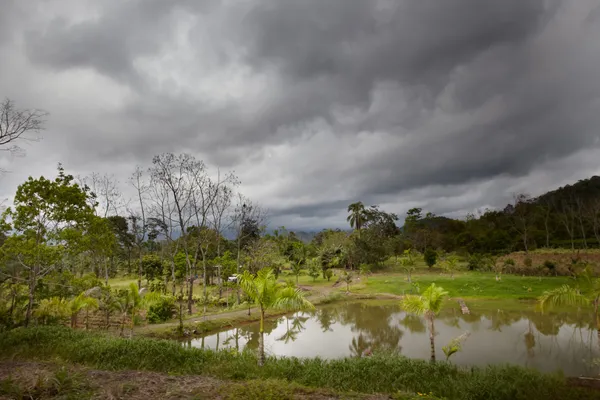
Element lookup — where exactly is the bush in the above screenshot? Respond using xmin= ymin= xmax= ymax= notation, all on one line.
xmin=524 ymin=257 xmax=533 ymax=268
xmin=424 ymin=249 xmax=437 ymax=268
xmin=467 ymin=254 xmax=484 ymax=271
xmin=543 ymin=260 xmax=556 ymax=271
xmin=147 ymin=297 xmax=176 ymax=323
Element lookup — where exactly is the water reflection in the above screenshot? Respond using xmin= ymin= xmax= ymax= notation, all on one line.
xmin=184 ymin=300 xmax=600 ymax=376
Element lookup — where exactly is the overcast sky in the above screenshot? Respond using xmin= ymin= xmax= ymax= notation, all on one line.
xmin=1 ymin=0 xmax=600 ymax=231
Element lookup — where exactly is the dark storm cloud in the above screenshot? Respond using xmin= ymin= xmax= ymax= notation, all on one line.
xmin=2 ymin=0 xmax=600 ymax=228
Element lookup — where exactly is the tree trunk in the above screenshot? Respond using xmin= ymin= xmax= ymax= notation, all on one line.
xmin=258 ymin=308 xmax=265 ymax=366
xmin=203 ymin=253 xmax=207 ymax=317
xmin=71 ymin=313 xmax=77 ymax=329
xmin=25 ymin=270 xmax=38 ymax=327
xmin=187 ymin=276 xmax=194 ymax=315
xmin=104 ymin=258 xmax=109 ymax=286
xmin=429 ymin=317 xmax=436 ymax=362
xmin=178 ymin=301 xmax=184 ymax=334
xmin=236 ymin=235 xmax=242 ymax=304
xmin=138 ymin=247 xmax=143 ymax=290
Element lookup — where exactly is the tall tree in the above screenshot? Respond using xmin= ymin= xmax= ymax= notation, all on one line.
xmin=149 ymin=153 xmax=197 ymax=314
xmin=128 ymin=166 xmax=149 ymax=289
xmin=0 ymin=165 xmax=95 ymax=326
xmin=347 ymin=202 xmax=367 ymax=235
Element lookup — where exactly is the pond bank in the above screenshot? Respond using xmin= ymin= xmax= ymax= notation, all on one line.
xmin=1 ymin=326 xmax=598 ymax=400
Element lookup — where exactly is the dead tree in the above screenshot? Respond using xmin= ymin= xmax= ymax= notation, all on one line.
xmin=0 ymin=98 xmax=48 ymax=157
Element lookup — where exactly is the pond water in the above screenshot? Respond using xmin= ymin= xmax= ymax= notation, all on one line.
xmin=183 ymin=300 xmax=600 ymax=376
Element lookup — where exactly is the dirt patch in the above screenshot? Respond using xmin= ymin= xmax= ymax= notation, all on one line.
xmin=0 ymin=361 xmax=389 ymax=400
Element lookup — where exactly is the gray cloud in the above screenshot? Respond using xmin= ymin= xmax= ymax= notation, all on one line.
xmin=1 ymin=0 xmax=600 ymax=230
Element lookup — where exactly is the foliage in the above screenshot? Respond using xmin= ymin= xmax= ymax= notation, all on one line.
xmin=322 ymin=268 xmax=334 ymax=281
xmin=442 ymin=332 xmax=470 ymax=362
xmin=147 ymin=296 xmax=176 ymax=323
xmin=441 ymin=256 xmax=460 ymax=279
xmin=308 ymin=259 xmax=321 ymax=281
xmin=140 ymin=254 xmax=165 ymax=283
xmin=424 ymin=249 xmax=437 ymax=268
xmin=34 ymin=297 xmax=69 ymax=325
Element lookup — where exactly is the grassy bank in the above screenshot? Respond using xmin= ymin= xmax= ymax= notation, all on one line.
xmin=356 ymin=272 xmax=575 ymax=300
xmin=1 ymin=326 xmax=599 ymax=400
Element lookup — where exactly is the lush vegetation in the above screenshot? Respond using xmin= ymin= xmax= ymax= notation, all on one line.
xmin=3 ymin=146 xmax=600 ymax=397
xmin=1 ymin=326 xmax=598 ymax=400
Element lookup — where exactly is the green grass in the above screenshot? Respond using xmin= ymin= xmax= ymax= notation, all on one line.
xmin=358 ymin=271 xmax=575 ymax=300
xmin=1 ymin=326 xmax=598 ymax=400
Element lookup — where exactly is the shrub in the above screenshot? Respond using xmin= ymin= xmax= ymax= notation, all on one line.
xmin=322 ymin=268 xmax=334 ymax=281
xmin=543 ymin=260 xmax=556 ymax=271
xmin=467 ymin=254 xmax=484 ymax=271
xmin=147 ymin=296 xmax=176 ymax=323
xmin=424 ymin=249 xmax=437 ymax=268
xmin=524 ymin=257 xmax=533 ymax=268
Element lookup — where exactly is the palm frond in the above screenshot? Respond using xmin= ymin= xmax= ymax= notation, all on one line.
xmin=401 ymin=295 xmax=427 ymax=316
xmin=275 ymin=286 xmax=315 ymax=312
xmin=539 ymin=284 xmax=589 ymax=311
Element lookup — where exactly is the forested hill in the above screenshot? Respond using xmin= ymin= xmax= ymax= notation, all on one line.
xmin=536 ymin=175 xmax=600 ymax=204
xmin=396 ymin=175 xmax=600 ymax=255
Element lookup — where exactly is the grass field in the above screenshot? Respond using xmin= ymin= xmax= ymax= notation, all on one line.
xmin=2 ymin=326 xmax=599 ymax=400
xmin=355 ymin=271 xmax=575 ymax=300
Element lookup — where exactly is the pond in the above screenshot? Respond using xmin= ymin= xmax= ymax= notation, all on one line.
xmin=183 ymin=300 xmax=600 ymax=376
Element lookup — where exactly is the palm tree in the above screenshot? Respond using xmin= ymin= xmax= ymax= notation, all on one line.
xmin=119 ymin=283 xmax=161 ymax=337
xmin=237 ymin=267 xmax=314 ymax=366
xmin=34 ymin=297 xmax=69 ymax=325
xmin=68 ymin=293 xmax=99 ymax=329
xmin=401 ymin=283 xmax=449 ymax=362
xmin=347 ymin=202 xmax=367 ymax=234
xmin=443 ymin=255 xmax=460 ymax=279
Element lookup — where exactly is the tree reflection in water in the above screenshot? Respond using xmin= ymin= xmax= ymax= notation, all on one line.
xmin=186 ymin=300 xmax=600 ymax=376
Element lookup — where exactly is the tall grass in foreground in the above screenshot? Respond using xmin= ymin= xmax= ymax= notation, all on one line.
xmin=1 ymin=326 xmax=598 ymax=400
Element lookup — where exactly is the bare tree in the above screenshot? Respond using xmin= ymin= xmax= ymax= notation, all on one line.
xmin=575 ymin=197 xmax=588 ymax=249
xmin=231 ymin=194 xmax=267 ymax=304
xmin=510 ymin=193 xmax=533 ymax=253
xmin=586 ymin=198 xmax=600 ymax=246
xmin=128 ymin=166 xmax=149 ymax=289
xmin=83 ymin=172 xmax=123 ymax=217
xmin=211 ymin=170 xmax=239 ymax=257
xmin=537 ymin=197 xmax=553 ymax=248
xmin=149 ymin=153 xmax=197 ymax=314
xmin=0 ymin=98 xmax=48 ymax=156
xmin=189 ymin=168 xmax=238 ymax=317
xmin=148 ymin=178 xmax=180 ymax=296
xmin=556 ymin=195 xmax=577 ymax=251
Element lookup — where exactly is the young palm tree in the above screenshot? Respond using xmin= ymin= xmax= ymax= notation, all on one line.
xmin=68 ymin=293 xmax=99 ymax=329
xmin=401 ymin=283 xmax=449 ymax=362
xmin=443 ymin=256 xmax=460 ymax=279
xmin=34 ymin=297 xmax=70 ymax=325
xmin=237 ymin=267 xmax=314 ymax=366
xmin=347 ymin=202 xmax=367 ymax=234
xmin=120 ymin=283 xmax=162 ymax=337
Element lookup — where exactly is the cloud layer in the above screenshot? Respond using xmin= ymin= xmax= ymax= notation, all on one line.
xmin=1 ymin=0 xmax=600 ymax=230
